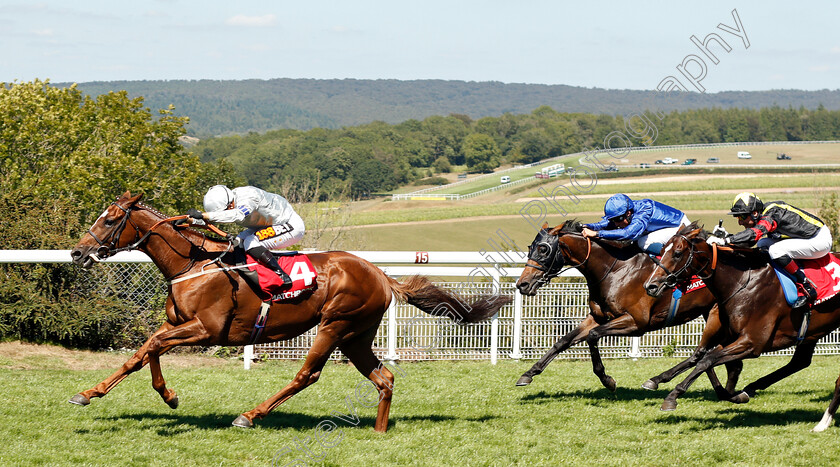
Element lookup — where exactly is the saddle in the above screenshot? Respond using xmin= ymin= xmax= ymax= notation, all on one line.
xmin=230 ymin=248 xmax=318 ymax=302
xmin=773 ymin=254 xmax=840 ymax=308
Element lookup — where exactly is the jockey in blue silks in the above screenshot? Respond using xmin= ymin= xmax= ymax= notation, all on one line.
xmin=581 ymin=193 xmax=689 ymax=255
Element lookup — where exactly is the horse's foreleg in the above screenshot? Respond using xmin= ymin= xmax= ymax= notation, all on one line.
xmin=814 ymin=372 xmax=840 ymax=432
xmin=145 ymin=318 xmax=214 ymax=409
xmin=338 ymin=326 xmax=394 ymax=432
xmin=586 ymin=314 xmax=639 ymax=392
xmin=662 ymin=338 xmax=756 ymax=411
xmin=733 ymin=340 xmax=817 ymax=403
xmin=516 ymin=315 xmax=599 ymax=386
xmin=235 ymin=330 xmax=338 ymax=428
xmin=69 ymin=322 xmax=175 ymax=406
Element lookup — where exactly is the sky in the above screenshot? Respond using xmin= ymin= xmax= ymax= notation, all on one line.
xmin=2 ymin=0 xmax=839 ymax=92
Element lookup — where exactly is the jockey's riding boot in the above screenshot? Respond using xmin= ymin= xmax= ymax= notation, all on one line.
xmin=248 ymin=246 xmax=293 ymax=286
xmin=779 ymin=256 xmax=817 ymax=307
xmin=793 ymin=270 xmax=818 ymax=307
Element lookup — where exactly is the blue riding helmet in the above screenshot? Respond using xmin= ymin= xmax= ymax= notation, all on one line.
xmin=603 ymin=194 xmax=634 ymax=220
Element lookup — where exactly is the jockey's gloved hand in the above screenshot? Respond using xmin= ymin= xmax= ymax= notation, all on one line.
xmin=706 ymin=236 xmax=728 ymax=246
xmin=711 ymin=224 xmax=729 ymax=237
xmin=172 ymin=218 xmax=188 ymax=226
xmin=227 ymin=235 xmax=241 ymax=247
xmin=187 ymin=208 xmax=204 ymax=220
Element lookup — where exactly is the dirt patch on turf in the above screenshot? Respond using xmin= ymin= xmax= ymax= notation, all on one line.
xmin=0 ymin=341 xmax=234 ymax=371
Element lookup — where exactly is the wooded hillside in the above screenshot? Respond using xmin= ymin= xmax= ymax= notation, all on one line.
xmin=63 ymin=78 xmax=840 ymax=137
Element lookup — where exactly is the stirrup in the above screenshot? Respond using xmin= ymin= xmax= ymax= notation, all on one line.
xmin=275 ymin=268 xmax=292 ymax=286
xmin=792 ymin=295 xmax=810 ymax=309
xmin=793 ymin=281 xmax=817 ymax=308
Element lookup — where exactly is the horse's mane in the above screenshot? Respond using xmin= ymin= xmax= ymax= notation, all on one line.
xmin=555 ymin=219 xmax=583 ymax=234
xmin=552 ymin=218 xmax=640 ymax=259
xmin=134 ymin=200 xmax=231 ymax=247
xmin=137 ymin=202 xmax=168 ymax=220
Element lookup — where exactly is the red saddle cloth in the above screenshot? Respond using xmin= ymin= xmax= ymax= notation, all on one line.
xmin=678 ymin=276 xmax=707 ymax=294
xmin=799 ymin=253 xmax=840 ymax=305
xmin=246 ymin=253 xmax=318 ymax=301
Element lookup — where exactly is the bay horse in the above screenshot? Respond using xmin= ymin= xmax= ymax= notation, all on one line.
xmin=644 ymin=222 xmax=840 ymax=426
xmin=515 ymin=220 xmax=741 ymax=394
xmin=68 ymin=192 xmax=511 ymax=432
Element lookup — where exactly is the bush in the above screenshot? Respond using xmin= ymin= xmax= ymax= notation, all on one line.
xmin=412 ymin=176 xmax=448 ymax=186
xmin=0 ymin=189 xmax=165 ymax=349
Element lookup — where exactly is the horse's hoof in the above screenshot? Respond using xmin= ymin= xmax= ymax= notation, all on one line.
xmin=232 ymin=415 xmax=254 ymax=428
xmin=731 ymin=391 xmax=750 ymax=404
xmin=642 ymin=380 xmax=658 ymax=391
xmin=661 ymin=400 xmax=677 ymax=411
xmin=515 ymin=375 xmax=533 ymax=386
xmin=603 ymin=376 xmax=617 ymax=392
xmin=166 ymin=395 xmax=179 ymax=409
xmin=68 ymin=393 xmax=90 ymax=406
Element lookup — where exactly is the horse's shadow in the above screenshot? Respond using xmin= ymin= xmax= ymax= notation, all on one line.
xmin=656 ymin=407 xmax=824 ymax=430
xmin=519 ymin=386 xmax=721 ymax=404
xmin=78 ymin=411 xmax=496 ymax=436
xmin=519 ymin=387 xmax=834 ymax=429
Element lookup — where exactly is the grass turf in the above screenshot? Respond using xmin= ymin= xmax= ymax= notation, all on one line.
xmin=2 ymin=353 xmax=840 ymax=466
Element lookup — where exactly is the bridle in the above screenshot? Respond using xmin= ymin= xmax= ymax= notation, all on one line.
xmin=651 ymin=235 xmax=714 ymax=288
xmin=86 ymin=201 xmax=144 ymax=260
xmin=86 ymin=200 xmax=235 ymax=280
xmin=525 ymin=231 xmax=592 ymax=287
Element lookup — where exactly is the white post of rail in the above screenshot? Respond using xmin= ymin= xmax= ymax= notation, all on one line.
xmin=490 ymin=267 xmax=501 ymax=365
xmin=629 ymin=336 xmax=642 ymax=360
xmin=386 ymin=293 xmax=399 ymax=362
xmin=243 ymin=344 xmax=253 ymax=370
xmin=510 ymin=289 xmax=523 ymax=360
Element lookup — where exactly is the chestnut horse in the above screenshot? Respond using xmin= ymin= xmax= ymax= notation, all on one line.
xmin=515 ymin=221 xmax=741 ymax=394
xmin=69 ymin=192 xmax=511 ymax=432
xmin=645 ymin=222 xmax=840 ymax=424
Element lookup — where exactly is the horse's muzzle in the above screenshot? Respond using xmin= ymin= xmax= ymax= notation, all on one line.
xmin=516 ymin=280 xmax=539 ymax=296
xmin=70 ymin=247 xmax=97 ymax=269
xmin=645 ymin=282 xmax=665 ymax=298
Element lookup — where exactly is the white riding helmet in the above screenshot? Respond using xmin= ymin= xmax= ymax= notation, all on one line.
xmin=203 ymin=185 xmax=234 ymax=212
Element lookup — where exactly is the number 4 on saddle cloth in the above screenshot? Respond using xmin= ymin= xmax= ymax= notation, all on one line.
xmin=773 ymin=254 xmax=840 ymax=307
xmin=245 ymin=251 xmax=318 ymax=302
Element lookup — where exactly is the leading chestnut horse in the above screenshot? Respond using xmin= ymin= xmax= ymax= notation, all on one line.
xmin=515 ymin=220 xmax=741 ymax=394
xmin=645 ymin=222 xmax=840 ymax=430
xmin=69 ymin=192 xmax=511 ymax=432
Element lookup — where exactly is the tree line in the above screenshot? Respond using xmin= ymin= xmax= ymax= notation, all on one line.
xmin=195 ymin=104 xmax=840 ymax=198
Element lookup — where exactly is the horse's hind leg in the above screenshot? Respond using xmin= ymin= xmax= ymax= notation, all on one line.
xmin=69 ymin=322 xmax=175 ymax=406
xmin=516 ymin=315 xmax=598 ymax=386
xmin=235 ymin=330 xmax=338 ymax=428
xmin=338 ymin=326 xmax=395 ymax=432
xmin=814 ymin=372 xmax=840 ymax=432
xmin=734 ymin=340 xmax=817 ymax=403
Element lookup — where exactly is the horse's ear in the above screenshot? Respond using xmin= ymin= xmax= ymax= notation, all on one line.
xmin=541 ymin=222 xmax=549 ymax=230
xmin=120 ymin=191 xmax=144 ymax=205
xmin=548 ymin=226 xmax=563 ymax=235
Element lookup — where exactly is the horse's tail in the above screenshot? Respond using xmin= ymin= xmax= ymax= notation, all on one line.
xmin=387 ymin=275 xmax=512 ymax=323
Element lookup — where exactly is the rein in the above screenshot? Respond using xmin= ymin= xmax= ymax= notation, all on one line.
xmin=88 ymin=201 xmax=236 ymax=281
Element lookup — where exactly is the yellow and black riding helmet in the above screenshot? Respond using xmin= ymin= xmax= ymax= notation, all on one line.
xmin=729 ymin=192 xmax=763 ymax=221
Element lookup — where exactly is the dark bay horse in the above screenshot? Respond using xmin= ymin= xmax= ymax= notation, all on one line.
xmin=69 ymin=192 xmax=510 ymax=432
xmin=644 ymin=223 xmax=840 ymax=421
xmin=515 ymin=221 xmax=741 ymax=393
